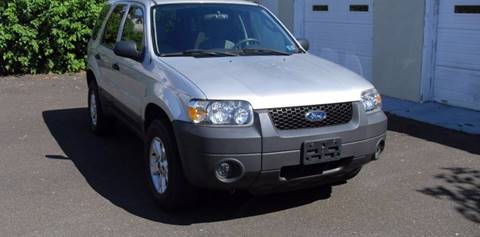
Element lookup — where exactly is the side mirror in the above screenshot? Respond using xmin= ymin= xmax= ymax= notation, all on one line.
xmin=297 ymin=39 xmax=310 ymax=51
xmin=114 ymin=41 xmax=142 ymax=61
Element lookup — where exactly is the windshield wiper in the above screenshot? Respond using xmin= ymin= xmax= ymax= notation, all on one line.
xmin=238 ymin=48 xmax=292 ymax=56
xmin=160 ymin=49 xmax=237 ymax=57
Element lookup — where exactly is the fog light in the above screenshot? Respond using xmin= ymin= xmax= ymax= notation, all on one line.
xmin=215 ymin=159 xmax=245 ymax=183
xmin=216 ymin=162 xmax=231 ymax=179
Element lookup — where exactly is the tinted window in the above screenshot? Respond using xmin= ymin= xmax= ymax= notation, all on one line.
xmin=102 ymin=5 xmax=127 ymax=49
xmin=91 ymin=4 xmax=111 ymax=40
xmin=121 ymin=6 xmax=145 ymax=52
xmin=455 ymin=5 xmax=480 ymax=14
xmin=152 ymin=4 xmax=299 ymax=55
xmin=350 ymin=5 xmax=369 ymax=12
xmin=313 ymin=5 xmax=328 ymax=11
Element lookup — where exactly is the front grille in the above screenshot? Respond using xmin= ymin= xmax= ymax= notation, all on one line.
xmin=268 ymin=102 xmax=353 ymax=130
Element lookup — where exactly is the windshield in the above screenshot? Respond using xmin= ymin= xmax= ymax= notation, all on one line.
xmin=152 ymin=4 xmax=300 ymax=56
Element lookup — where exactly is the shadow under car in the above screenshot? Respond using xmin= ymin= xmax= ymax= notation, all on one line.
xmin=42 ymin=108 xmax=334 ymax=225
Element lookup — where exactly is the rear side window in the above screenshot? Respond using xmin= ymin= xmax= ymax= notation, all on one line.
xmin=91 ymin=4 xmax=111 ymax=40
xmin=121 ymin=6 xmax=145 ymax=52
xmin=101 ymin=4 xmax=127 ymax=49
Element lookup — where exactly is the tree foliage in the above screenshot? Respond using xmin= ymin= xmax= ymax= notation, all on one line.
xmin=0 ymin=0 xmax=104 ymax=75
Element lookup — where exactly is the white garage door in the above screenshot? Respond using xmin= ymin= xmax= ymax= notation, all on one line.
xmin=434 ymin=1 xmax=480 ymax=110
xmin=297 ymin=0 xmax=373 ymax=81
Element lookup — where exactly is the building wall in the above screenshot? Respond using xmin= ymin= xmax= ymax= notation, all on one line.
xmin=257 ymin=0 xmax=295 ymax=31
xmin=257 ymin=0 xmax=278 ymax=14
xmin=277 ymin=0 xmax=295 ymax=31
xmin=372 ymin=0 xmax=426 ymax=102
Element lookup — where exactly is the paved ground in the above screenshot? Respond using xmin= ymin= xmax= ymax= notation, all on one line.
xmin=0 ymin=74 xmax=479 ymax=237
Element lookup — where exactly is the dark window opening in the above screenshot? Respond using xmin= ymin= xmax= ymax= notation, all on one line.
xmin=350 ymin=5 xmax=369 ymax=12
xmin=92 ymin=4 xmax=111 ymax=40
xmin=101 ymin=5 xmax=128 ymax=49
xmin=455 ymin=5 xmax=480 ymax=14
xmin=121 ymin=6 xmax=145 ymax=52
xmin=313 ymin=5 xmax=328 ymax=12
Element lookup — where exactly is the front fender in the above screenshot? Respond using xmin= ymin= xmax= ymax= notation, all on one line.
xmin=142 ymin=61 xmax=207 ymax=122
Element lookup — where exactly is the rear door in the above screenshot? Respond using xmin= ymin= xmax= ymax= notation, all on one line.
xmin=96 ymin=4 xmax=128 ymax=100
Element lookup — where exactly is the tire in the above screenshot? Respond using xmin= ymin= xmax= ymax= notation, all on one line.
xmin=144 ymin=120 xmax=198 ymax=211
xmin=88 ymin=81 xmax=111 ymax=136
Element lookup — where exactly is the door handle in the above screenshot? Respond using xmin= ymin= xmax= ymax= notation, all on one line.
xmin=112 ymin=63 xmax=120 ymax=71
xmin=95 ymin=54 xmax=101 ymax=60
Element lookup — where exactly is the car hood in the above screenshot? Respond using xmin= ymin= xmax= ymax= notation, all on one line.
xmin=161 ymin=53 xmax=373 ymax=109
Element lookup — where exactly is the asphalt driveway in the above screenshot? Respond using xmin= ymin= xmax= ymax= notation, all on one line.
xmin=0 ymin=74 xmax=479 ymax=236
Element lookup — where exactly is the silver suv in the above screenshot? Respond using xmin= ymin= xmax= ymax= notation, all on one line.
xmin=87 ymin=0 xmax=387 ymax=210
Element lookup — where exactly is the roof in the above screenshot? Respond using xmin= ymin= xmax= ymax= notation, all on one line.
xmin=108 ymin=0 xmax=258 ymax=6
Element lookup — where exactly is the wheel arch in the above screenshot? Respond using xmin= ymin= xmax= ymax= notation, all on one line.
xmin=86 ymin=69 xmax=96 ymax=87
xmin=144 ymin=103 xmax=174 ymax=135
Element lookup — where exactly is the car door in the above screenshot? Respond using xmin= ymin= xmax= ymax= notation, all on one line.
xmin=111 ymin=4 xmax=147 ymax=125
xmin=96 ymin=4 xmax=128 ymax=102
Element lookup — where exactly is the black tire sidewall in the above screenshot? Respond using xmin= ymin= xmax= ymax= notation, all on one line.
xmin=88 ymin=87 xmax=98 ymax=131
xmin=87 ymin=82 xmax=108 ymax=135
xmin=144 ymin=120 xmax=195 ymax=210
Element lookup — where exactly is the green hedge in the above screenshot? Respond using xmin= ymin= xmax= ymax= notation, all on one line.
xmin=0 ymin=0 xmax=104 ymax=75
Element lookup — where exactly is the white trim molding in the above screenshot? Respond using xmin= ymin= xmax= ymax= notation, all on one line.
xmin=420 ymin=0 xmax=439 ymax=102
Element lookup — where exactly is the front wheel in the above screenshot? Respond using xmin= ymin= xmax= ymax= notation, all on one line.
xmin=144 ymin=120 xmax=198 ymax=211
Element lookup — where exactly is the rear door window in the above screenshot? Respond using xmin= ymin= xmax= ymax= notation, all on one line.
xmin=101 ymin=4 xmax=127 ymax=49
xmin=91 ymin=4 xmax=111 ymax=40
xmin=120 ymin=5 xmax=145 ymax=52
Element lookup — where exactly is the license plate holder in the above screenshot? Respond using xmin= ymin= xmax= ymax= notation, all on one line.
xmin=302 ymin=139 xmax=342 ymax=165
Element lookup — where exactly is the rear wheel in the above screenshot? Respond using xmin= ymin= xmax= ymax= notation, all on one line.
xmin=88 ymin=82 xmax=111 ymax=135
xmin=145 ymin=120 xmax=198 ymax=211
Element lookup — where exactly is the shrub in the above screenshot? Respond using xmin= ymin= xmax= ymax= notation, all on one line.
xmin=0 ymin=0 xmax=104 ymax=75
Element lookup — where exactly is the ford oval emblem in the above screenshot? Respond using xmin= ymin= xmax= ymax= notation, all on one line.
xmin=305 ymin=110 xmax=327 ymax=122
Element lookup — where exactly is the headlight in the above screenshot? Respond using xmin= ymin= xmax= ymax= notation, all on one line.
xmin=188 ymin=100 xmax=254 ymax=126
xmin=361 ymin=89 xmax=382 ymax=113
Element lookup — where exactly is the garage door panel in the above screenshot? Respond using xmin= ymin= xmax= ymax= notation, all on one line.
xmin=439 ymin=15 xmax=480 ymax=31
xmin=433 ymin=0 xmax=480 ymax=111
xmin=309 ymin=45 xmax=372 ymax=60
xmin=434 ymin=90 xmax=480 ymax=110
xmin=305 ymin=0 xmax=372 ymax=12
xmin=435 ymin=67 xmax=480 ymax=90
xmin=305 ymin=1 xmax=372 ymax=23
xmin=309 ymin=50 xmax=372 ymax=80
xmin=438 ymin=21 xmax=480 ymax=31
xmin=439 ymin=0 xmax=480 ymax=11
xmin=436 ymin=52 xmax=480 ymax=71
xmin=305 ymin=40 xmax=371 ymax=55
xmin=437 ymin=30 xmax=480 ymax=55
xmin=301 ymin=0 xmax=373 ymax=81
xmin=304 ymin=23 xmax=372 ymax=43
xmin=436 ymin=29 xmax=480 ymax=70
xmin=306 ymin=39 xmax=372 ymax=57
xmin=305 ymin=17 xmax=372 ymax=24
xmin=305 ymin=12 xmax=372 ymax=24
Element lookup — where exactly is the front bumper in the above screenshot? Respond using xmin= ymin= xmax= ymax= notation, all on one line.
xmin=173 ymin=102 xmax=387 ymax=192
